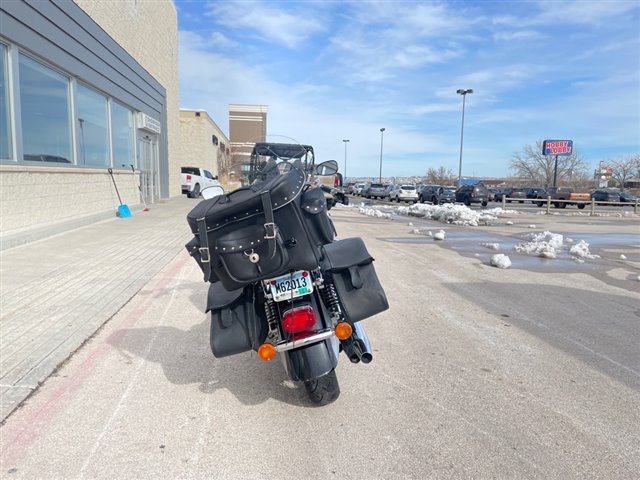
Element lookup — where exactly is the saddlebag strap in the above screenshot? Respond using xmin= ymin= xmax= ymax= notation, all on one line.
xmin=260 ymin=190 xmax=277 ymax=259
xmin=197 ymin=217 xmax=211 ymax=282
xmin=348 ymin=266 xmax=364 ymax=289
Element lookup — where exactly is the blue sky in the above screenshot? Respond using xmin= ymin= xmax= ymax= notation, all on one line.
xmin=175 ymin=0 xmax=640 ymax=179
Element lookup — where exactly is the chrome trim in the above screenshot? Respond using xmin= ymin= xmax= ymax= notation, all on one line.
xmin=275 ymin=330 xmax=334 ymax=352
xmin=354 ymin=322 xmax=373 ymax=363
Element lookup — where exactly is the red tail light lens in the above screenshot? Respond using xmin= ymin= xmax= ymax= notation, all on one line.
xmin=282 ymin=306 xmax=316 ymax=334
xmin=186 ymin=174 xmax=192 ymax=181
xmin=334 ymin=175 xmax=339 ymax=188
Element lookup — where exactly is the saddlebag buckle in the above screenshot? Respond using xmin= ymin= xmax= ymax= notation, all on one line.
xmin=264 ymin=222 xmax=276 ymax=240
xmin=199 ymin=247 xmax=211 ymax=263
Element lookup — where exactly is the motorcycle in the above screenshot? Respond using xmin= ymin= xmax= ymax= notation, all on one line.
xmin=185 ymin=142 xmax=388 ymax=405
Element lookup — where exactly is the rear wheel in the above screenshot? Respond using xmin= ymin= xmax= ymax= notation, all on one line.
xmin=188 ymin=183 xmax=201 ymax=198
xmin=304 ymin=369 xmax=340 ymax=406
xmin=464 ymin=197 xmax=471 ymax=206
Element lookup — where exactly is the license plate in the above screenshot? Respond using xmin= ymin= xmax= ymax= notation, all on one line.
xmin=265 ymin=270 xmax=313 ymax=302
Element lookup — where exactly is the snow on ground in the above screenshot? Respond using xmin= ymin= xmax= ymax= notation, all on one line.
xmin=515 ymin=231 xmax=599 ymax=261
xmin=354 ymin=202 xmax=606 ymax=267
xmin=398 ymin=203 xmax=518 ymax=227
xmin=433 ymin=230 xmax=446 ymax=240
xmin=490 ymin=254 xmax=512 ymax=269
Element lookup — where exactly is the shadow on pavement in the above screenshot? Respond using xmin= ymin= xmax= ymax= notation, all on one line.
xmin=106 ymin=318 xmax=314 ymax=407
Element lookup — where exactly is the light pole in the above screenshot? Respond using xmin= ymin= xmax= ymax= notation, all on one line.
xmin=379 ymin=128 xmax=385 ymax=183
xmin=342 ymin=139 xmax=349 ymax=181
xmin=456 ymin=88 xmax=473 ymax=186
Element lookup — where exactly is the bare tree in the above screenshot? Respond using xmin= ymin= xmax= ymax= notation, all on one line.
xmin=607 ymin=154 xmax=640 ymax=190
xmin=426 ymin=166 xmax=455 ymax=185
xmin=509 ymin=140 xmax=588 ymax=187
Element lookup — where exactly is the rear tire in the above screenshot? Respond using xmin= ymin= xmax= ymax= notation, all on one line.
xmin=304 ymin=369 xmax=340 ymax=406
xmin=189 ymin=184 xmax=201 ymax=198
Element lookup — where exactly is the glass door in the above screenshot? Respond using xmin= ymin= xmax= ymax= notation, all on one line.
xmin=137 ymin=134 xmax=158 ymax=203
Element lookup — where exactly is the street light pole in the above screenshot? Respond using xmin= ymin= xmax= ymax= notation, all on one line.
xmin=342 ymin=139 xmax=349 ymax=181
xmin=379 ymin=128 xmax=385 ymax=183
xmin=456 ymin=89 xmax=473 ymax=187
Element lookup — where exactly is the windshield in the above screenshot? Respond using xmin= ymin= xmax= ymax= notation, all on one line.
xmin=247 ymin=141 xmax=315 ymax=184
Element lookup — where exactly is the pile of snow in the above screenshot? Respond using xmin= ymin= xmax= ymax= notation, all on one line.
xmin=396 ymin=203 xmax=517 ymax=227
xmin=482 ymin=242 xmax=501 ymax=250
xmin=491 ymin=254 xmax=512 ymax=269
xmin=514 ymin=231 xmax=600 ymax=261
xmin=433 ymin=230 xmax=446 ymax=240
xmin=358 ymin=207 xmax=392 ymax=219
xmin=515 ymin=231 xmax=564 ymax=258
xmin=569 ymin=240 xmax=599 ymax=260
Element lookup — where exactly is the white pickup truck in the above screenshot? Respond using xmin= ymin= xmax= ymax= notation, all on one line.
xmin=181 ymin=166 xmax=220 ymax=198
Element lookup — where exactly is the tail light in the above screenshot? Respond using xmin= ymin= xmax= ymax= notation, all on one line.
xmin=282 ymin=306 xmax=316 ymax=334
xmin=186 ymin=174 xmax=192 ymax=181
xmin=258 ymin=343 xmax=277 ymax=361
xmin=334 ymin=322 xmax=352 ymax=340
xmin=334 ymin=175 xmax=340 ymax=188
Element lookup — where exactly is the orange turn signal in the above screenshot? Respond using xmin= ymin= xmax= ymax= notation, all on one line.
xmin=258 ymin=343 xmax=277 ymax=361
xmin=334 ymin=322 xmax=353 ymax=340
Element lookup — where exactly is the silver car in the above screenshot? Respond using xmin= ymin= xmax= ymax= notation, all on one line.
xmin=389 ymin=184 xmax=418 ymax=203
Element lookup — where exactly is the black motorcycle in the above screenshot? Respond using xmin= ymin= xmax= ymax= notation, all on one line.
xmin=185 ymin=142 xmax=388 ymax=405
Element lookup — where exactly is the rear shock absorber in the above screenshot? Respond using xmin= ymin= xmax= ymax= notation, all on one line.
xmin=319 ymin=278 xmax=343 ymax=323
xmin=263 ymin=297 xmax=280 ymax=341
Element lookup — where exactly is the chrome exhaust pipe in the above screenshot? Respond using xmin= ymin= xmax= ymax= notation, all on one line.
xmin=353 ymin=322 xmax=373 ymax=364
xmin=342 ymin=337 xmax=362 ymax=363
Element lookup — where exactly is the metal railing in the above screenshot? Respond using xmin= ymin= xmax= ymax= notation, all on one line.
xmin=501 ymin=196 xmax=639 ymax=215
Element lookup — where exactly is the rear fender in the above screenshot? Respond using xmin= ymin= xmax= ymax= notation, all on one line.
xmin=282 ymin=337 xmax=339 ymax=382
xmin=280 ymin=292 xmax=339 ymax=381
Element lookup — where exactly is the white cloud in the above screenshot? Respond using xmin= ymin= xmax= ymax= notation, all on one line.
xmin=203 ymin=0 xmax=326 ymax=48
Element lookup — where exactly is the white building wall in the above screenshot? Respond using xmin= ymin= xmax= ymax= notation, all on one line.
xmin=73 ymin=0 xmax=180 ymax=197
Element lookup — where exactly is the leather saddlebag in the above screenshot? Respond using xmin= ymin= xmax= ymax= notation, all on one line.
xmin=187 ymin=168 xmax=320 ymax=290
xmin=321 ymin=237 xmax=389 ymax=323
xmin=206 ymin=283 xmax=267 ymax=358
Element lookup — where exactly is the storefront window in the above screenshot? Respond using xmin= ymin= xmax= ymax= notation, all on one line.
xmin=19 ymin=54 xmax=72 ymax=163
xmin=76 ymin=83 xmax=109 ymax=166
xmin=0 ymin=44 xmax=11 ymax=160
xmin=111 ymin=101 xmax=135 ymax=168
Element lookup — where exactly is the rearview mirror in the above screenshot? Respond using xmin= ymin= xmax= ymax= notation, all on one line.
xmin=201 ymin=185 xmax=224 ymax=200
xmin=315 ymin=160 xmax=338 ymax=176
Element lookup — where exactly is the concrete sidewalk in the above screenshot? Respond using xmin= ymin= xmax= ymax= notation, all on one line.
xmin=0 ymin=196 xmax=199 ymax=421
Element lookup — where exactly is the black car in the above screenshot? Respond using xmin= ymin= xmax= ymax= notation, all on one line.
xmin=526 ymin=187 xmax=547 ymax=201
xmin=427 ymin=186 xmax=456 ymax=205
xmin=455 ymin=184 xmax=489 ymax=207
xmin=418 ymin=185 xmax=440 ymax=203
xmin=591 ymin=189 xmax=621 ymax=204
xmin=500 ymin=187 xmax=527 ymax=203
xmin=619 ymin=191 xmax=638 ymax=203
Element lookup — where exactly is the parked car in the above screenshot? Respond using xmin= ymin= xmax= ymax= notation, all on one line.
xmin=389 ymin=184 xmax=419 ymax=203
xmin=181 ymin=166 xmax=220 ymax=198
xmin=417 ymin=184 xmax=440 ymax=203
xmin=500 ymin=187 xmax=527 ymax=203
xmin=353 ymin=182 xmax=366 ymax=196
xmin=526 ymin=187 xmax=547 ymax=201
xmin=384 ymin=184 xmax=396 ymax=198
xmin=420 ymin=185 xmax=455 ymax=205
xmin=345 ymin=182 xmax=357 ymax=194
xmin=591 ymin=189 xmax=621 ymax=204
xmin=619 ymin=191 xmax=638 ymax=203
xmin=487 ymin=188 xmax=499 ymax=202
xmin=362 ymin=182 xmax=388 ymax=199
xmin=455 ymin=183 xmax=489 ymax=207
xmin=536 ymin=187 xmax=590 ymax=209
